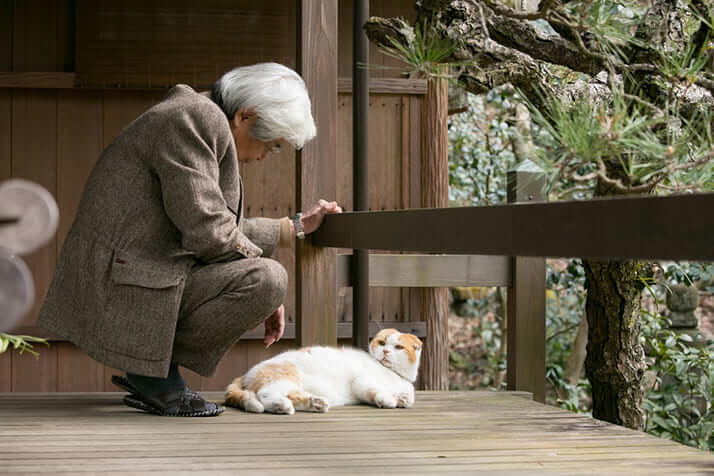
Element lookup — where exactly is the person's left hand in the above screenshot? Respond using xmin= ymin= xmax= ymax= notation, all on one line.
xmin=301 ymin=199 xmax=343 ymax=235
xmin=264 ymin=304 xmax=285 ymax=348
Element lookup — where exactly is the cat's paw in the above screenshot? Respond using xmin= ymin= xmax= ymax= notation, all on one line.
xmin=396 ymin=392 xmax=414 ymax=408
xmin=374 ymin=392 xmax=397 ymax=409
xmin=244 ymin=399 xmax=265 ymax=413
xmin=267 ymin=397 xmax=295 ymax=415
xmin=309 ymin=396 xmax=329 ymax=413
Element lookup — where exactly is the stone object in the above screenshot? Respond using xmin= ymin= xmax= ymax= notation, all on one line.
xmin=666 ymin=284 xmax=699 ymax=329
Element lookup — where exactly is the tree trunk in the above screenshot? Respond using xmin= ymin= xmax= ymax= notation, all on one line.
xmin=583 ymin=259 xmax=646 ymax=430
xmin=565 ymin=314 xmax=587 ymax=386
xmin=493 ymin=286 xmax=507 ymax=390
xmin=418 ymin=76 xmax=450 ymax=391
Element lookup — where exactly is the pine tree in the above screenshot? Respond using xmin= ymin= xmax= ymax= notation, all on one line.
xmin=365 ymin=0 xmax=714 ymax=430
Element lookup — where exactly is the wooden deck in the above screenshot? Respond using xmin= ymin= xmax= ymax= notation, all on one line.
xmin=0 ymin=391 xmax=711 ymax=475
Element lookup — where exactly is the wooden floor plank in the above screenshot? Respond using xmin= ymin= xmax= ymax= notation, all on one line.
xmin=0 ymin=391 xmax=710 ymax=475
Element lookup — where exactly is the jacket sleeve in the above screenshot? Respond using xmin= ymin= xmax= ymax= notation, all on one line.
xmin=242 ymin=217 xmax=281 ymax=257
xmin=149 ymin=102 xmax=263 ymax=263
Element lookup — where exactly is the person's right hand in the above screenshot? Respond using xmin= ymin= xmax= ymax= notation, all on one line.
xmin=300 ymin=199 xmax=342 ymax=235
xmin=263 ymin=304 xmax=285 ymax=348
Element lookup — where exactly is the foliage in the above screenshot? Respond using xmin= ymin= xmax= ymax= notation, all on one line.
xmin=0 ymin=333 xmax=48 ymax=357
xmin=526 ymin=89 xmax=714 ymax=199
xmin=665 ymin=262 xmax=714 ymax=292
xmin=544 ymin=259 xmax=591 ymax=413
xmin=471 ymin=295 xmax=506 ymax=388
xmin=379 ymin=18 xmax=465 ymax=78
xmin=642 ymin=310 xmax=714 ymax=451
xmin=448 ymin=90 xmax=518 ymax=206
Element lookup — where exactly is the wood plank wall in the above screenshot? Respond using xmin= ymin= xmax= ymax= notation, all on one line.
xmin=0 ymin=0 xmax=422 ymax=392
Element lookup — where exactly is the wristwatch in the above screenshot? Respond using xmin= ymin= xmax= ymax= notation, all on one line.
xmin=293 ymin=212 xmax=305 ymax=240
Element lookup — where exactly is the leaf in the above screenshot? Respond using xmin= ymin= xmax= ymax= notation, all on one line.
xmin=679 ymin=333 xmax=693 ymax=343
xmin=651 ymin=414 xmax=672 ymax=430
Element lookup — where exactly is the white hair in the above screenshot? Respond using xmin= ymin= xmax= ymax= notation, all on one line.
xmin=211 ymin=63 xmax=317 ymax=150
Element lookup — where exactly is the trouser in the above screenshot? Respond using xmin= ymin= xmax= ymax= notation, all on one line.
xmin=171 ymin=257 xmax=287 ymax=377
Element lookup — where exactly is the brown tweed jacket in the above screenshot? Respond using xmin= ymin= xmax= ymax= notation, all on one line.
xmin=38 ymin=84 xmax=280 ymax=377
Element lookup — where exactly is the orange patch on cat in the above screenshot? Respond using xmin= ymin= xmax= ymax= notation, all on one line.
xmin=366 ymin=389 xmax=378 ymax=403
xmin=224 ymin=377 xmax=248 ymax=407
xmin=248 ymin=362 xmax=300 ymax=393
xmin=287 ymin=390 xmax=311 ymax=407
xmin=398 ymin=334 xmax=423 ymax=364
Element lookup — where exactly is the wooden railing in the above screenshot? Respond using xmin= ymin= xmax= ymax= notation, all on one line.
xmin=314 ymin=192 xmax=714 ymax=261
xmin=313 ymin=163 xmax=714 ymax=402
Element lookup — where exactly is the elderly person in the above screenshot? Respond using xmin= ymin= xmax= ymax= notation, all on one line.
xmin=38 ymin=63 xmax=341 ymax=417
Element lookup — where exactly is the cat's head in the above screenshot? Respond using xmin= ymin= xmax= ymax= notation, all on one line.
xmin=369 ymin=329 xmax=423 ymax=382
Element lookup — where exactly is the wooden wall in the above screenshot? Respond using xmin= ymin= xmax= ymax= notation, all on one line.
xmin=0 ymin=0 xmax=423 ymax=392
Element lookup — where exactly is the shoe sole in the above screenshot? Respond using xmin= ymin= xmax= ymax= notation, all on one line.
xmin=123 ymin=395 xmax=224 ymax=417
xmin=114 ymin=375 xmax=224 ymax=417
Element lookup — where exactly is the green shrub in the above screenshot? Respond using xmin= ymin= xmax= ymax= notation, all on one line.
xmin=641 ymin=301 xmax=714 ymax=451
xmin=0 ymin=333 xmax=48 ymax=356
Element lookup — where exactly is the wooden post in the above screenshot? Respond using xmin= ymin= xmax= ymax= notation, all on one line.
xmin=352 ymin=0 xmax=370 ymax=351
xmin=295 ymin=0 xmax=338 ymax=347
xmin=417 ymin=76 xmax=449 ymax=391
xmin=506 ymin=159 xmax=546 ymax=402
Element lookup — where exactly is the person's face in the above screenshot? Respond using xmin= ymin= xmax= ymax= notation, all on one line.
xmin=229 ymin=109 xmax=282 ymax=162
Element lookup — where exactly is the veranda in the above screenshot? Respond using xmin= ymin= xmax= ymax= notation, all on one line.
xmin=0 ymin=1 xmax=712 ymax=474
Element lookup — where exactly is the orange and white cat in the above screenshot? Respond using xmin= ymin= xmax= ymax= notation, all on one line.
xmin=224 ymin=329 xmax=422 ymax=414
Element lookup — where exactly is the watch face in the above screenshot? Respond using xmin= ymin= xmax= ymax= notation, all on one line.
xmin=293 ymin=214 xmax=303 ymax=234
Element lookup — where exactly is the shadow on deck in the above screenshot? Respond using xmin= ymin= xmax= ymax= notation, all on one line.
xmin=0 ymin=391 xmax=712 ymax=475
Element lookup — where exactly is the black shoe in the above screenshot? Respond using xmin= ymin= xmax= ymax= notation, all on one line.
xmin=112 ymin=375 xmax=224 ymax=417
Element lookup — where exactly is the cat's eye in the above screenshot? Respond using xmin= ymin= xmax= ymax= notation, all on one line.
xmin=395 ymin=344 xmax=404 ymax=350
xmin=377 ymin=340 xmax=385 ymax=346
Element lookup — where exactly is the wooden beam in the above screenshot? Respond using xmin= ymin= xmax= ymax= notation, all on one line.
xmin=311 ymin=193 xmax=714 ymax=261
xmin=336 ymin=254 xmax=512 ymax=288
xmin=0 ymin=73 xmax=76 ymax=89
xmin=507 ymin=256 xmax=546 ymax=402
xmin=17 ymin=322 xmax=427 ymax=342
xmin=418 ymin=76 xmax=450 ymax=391
xmin=295 ymin=0 xmax=338 ymax=347
xmin=506 ymin=160 xmax=546 ymax=403
xmin=0 ymin=73 xmax=423 ymax=95
xmin=338 ymin=78 xmax=427 ymax=95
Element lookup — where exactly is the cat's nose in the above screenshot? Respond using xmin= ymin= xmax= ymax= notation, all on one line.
xmin=383 ymin=349 xmax=390 ymax=354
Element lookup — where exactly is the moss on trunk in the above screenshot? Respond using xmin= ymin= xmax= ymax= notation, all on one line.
xmin=583 ymin=259 xmax=647 ymax=430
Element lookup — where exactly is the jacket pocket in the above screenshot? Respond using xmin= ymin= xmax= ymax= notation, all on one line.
xmin=101 ymin=249 xmax=184 ymax=360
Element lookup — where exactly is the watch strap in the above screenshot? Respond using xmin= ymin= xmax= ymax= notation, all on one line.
xmin=293 ymin=213 xmax=305 ymax=240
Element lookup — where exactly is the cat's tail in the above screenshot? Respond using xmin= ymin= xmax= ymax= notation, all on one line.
xmin=224 ymin=376 xmax=264 ymax=413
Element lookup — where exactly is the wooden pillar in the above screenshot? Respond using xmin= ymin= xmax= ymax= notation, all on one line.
xmin=295 ymin=0 xmax=338 ymax=347
xmin=352 ymin=0 xmax=370 ymax=351
xmin=417 ymin=77 xmax=449 ymax=391
xmin=506 ymin=160 xmax=546 ymax=402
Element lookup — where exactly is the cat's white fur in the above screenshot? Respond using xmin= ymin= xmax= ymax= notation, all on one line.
xmin=224 ymin=328 xmax=422 ymax=414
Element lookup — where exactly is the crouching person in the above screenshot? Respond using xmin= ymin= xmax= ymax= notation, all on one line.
xmin=38 ymin=63 xmax=341 ymax=416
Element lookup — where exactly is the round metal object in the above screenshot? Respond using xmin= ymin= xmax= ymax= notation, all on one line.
xmin=0 ymin=247 xmax=34 ymax=332
xmin=0 ymin=179 xmax=59 ymax=256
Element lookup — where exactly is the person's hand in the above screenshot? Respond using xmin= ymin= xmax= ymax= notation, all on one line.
xmin=264 ymin=304 xmax=285 ymax=348
xmin=301 ymin=199 xmax=343 ymax=235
